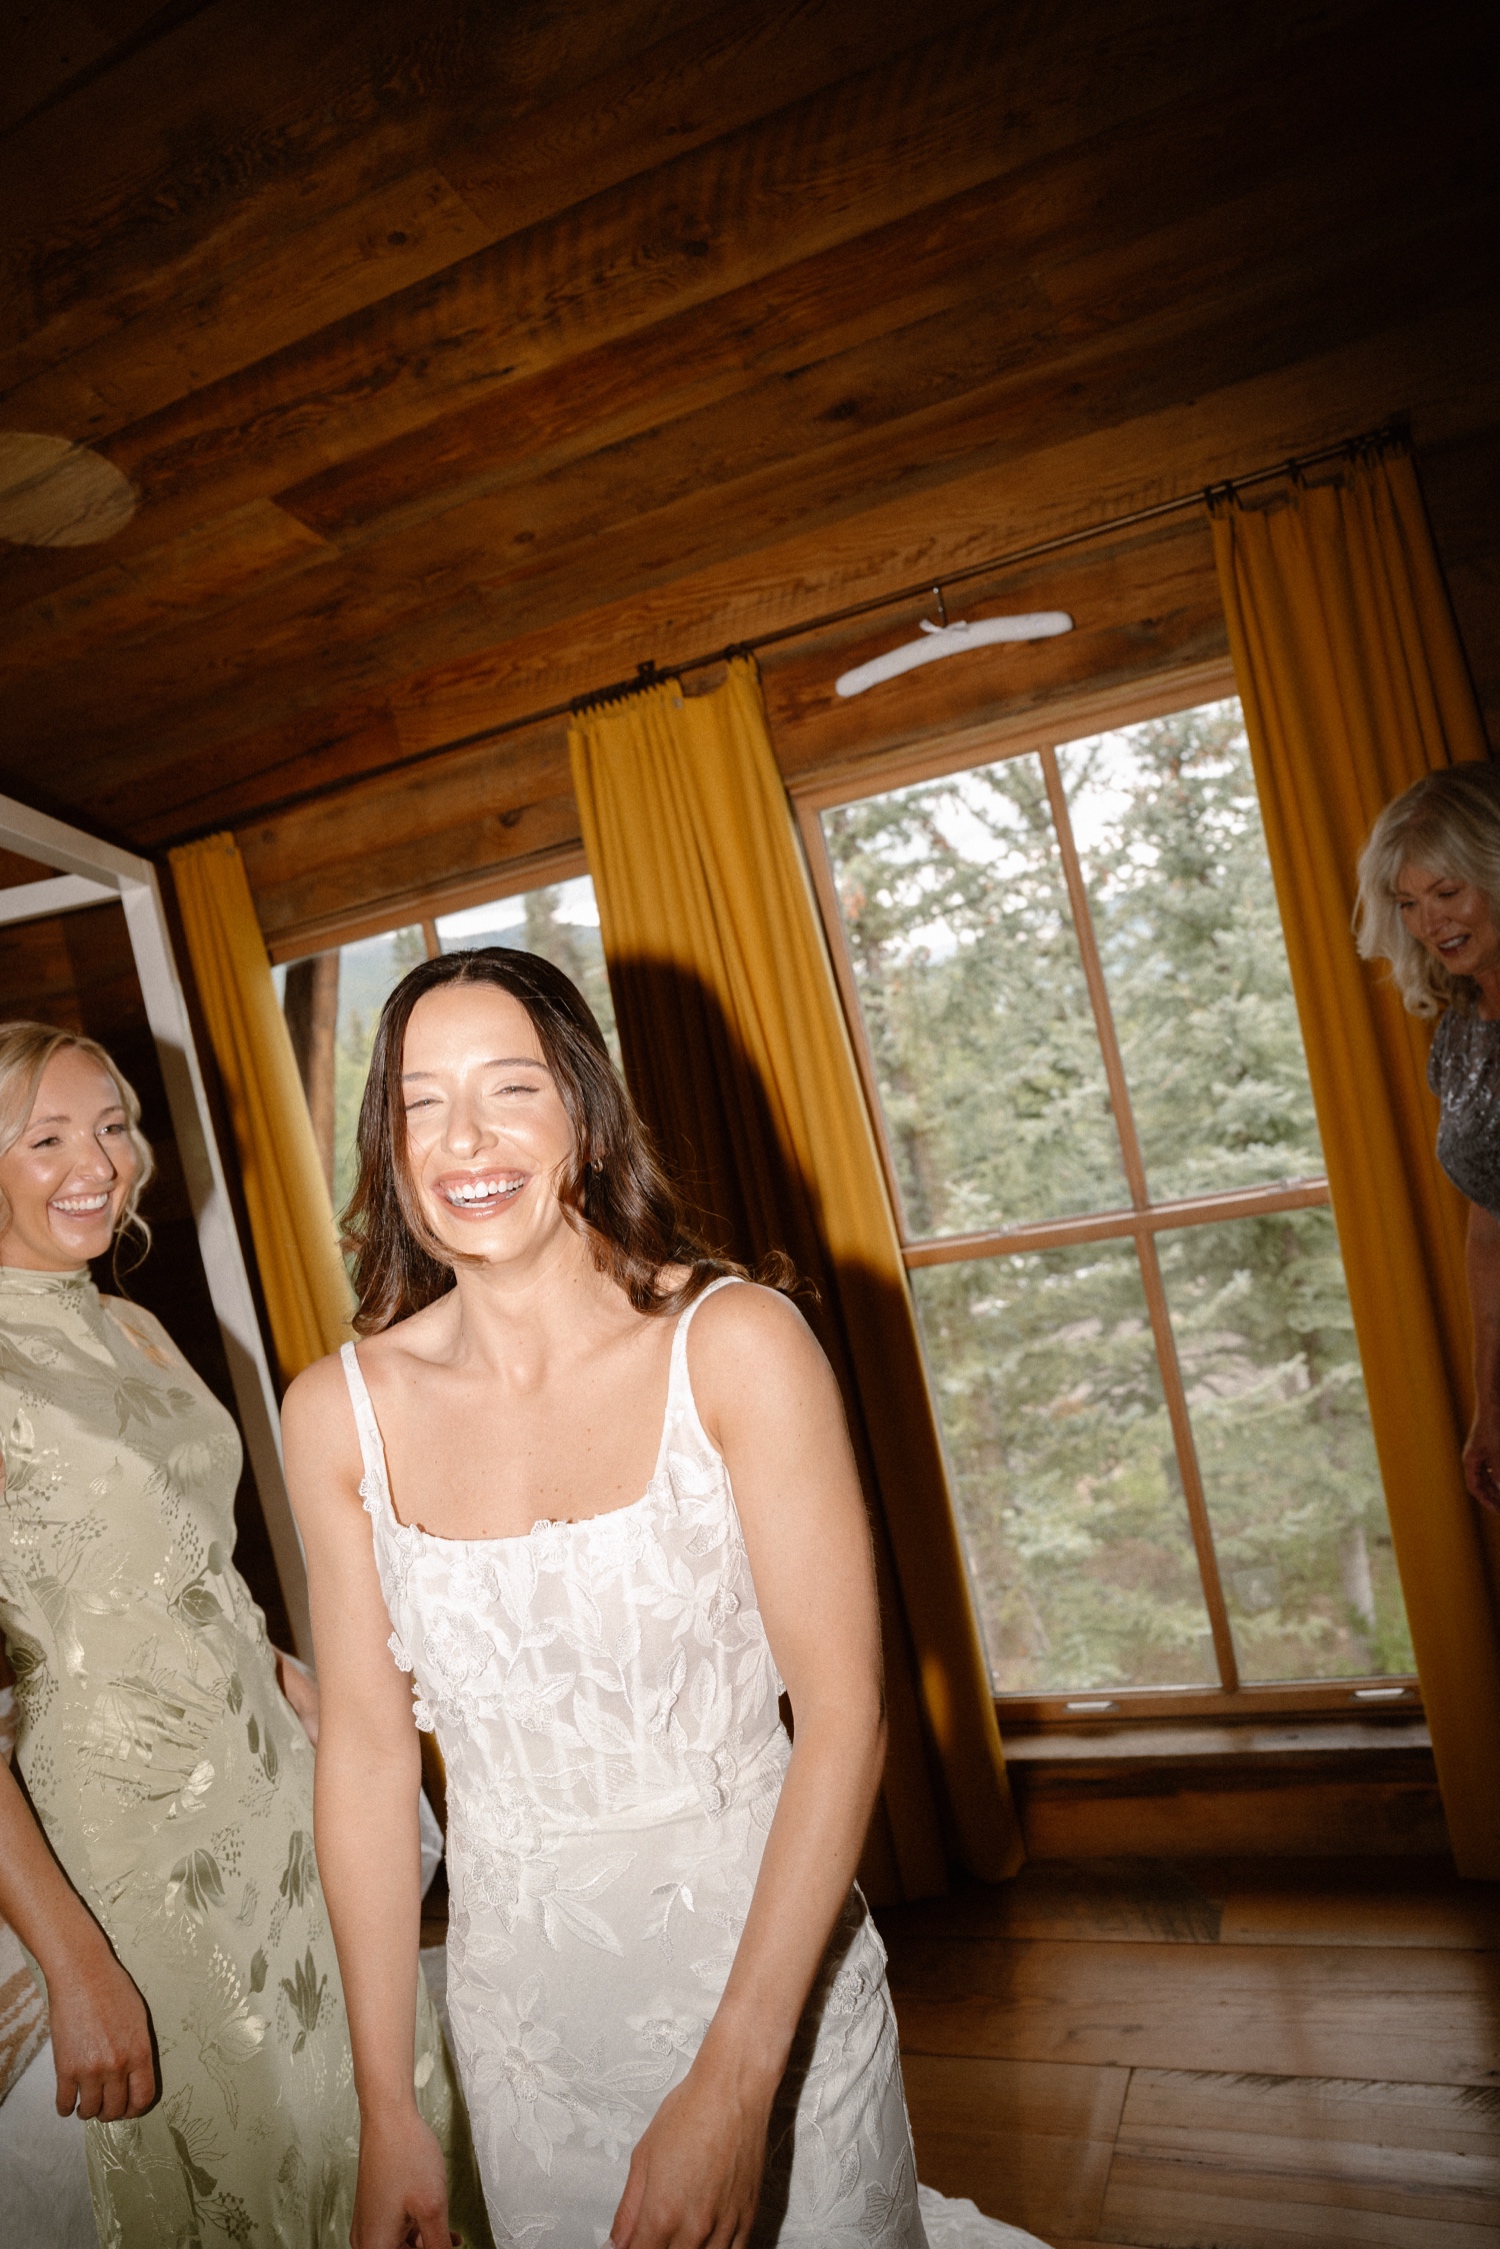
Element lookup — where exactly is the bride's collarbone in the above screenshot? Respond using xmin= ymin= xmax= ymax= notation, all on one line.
xmin=372 ymin=1343 xmax=676 ymax=1542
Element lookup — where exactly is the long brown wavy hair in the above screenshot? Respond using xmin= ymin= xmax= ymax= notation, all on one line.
xmin=343 ymin=948 xmax=751 ymax=1334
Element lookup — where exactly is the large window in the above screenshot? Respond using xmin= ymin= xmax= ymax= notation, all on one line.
xmin=808 ymin=698 xmax=1416 ymax=1718
xmin=278 ymin=873 xmax=616 ymax=1221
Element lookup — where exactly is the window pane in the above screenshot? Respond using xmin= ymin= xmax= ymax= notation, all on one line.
xmin=333 ymin=926 xmax=427 ymax=1217
xmin=1158 ymin=1209 xmax=1415 ymax=1682
xmin=435 ymin=875 xmax=618 ymax=1064
xmin=1056 ymin=701 xmax=1325 ymax=1201
xmin=912 ymin=1245 xmax=1217 ymax=1693
xmin=821 ymin=758 xmax=1128 ymax=1237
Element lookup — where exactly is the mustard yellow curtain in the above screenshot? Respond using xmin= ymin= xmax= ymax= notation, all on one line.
xmin=169 ymin=832 xmax=353 ymax=1386
xmin=570 ymin=659 xmax=1022 ymax=1898
xmin=1212 ymin=444 xmax=1500 ymax=1877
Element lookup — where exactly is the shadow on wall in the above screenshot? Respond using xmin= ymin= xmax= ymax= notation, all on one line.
xmin=607 ymin=953 xmax=955 ymax=1896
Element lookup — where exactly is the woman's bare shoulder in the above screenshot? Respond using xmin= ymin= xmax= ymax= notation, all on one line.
xmin=687 ymin=1278 xmax=822 ymax=1387
xmin=281 ymin=1344 xmax=358 ymax=1451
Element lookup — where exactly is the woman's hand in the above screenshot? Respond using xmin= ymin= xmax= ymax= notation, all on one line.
xmin=352 ymin=2103 xmax=457 ymax=2249
xmin=1463 ymin=1407 xmax=1500 ymax=1513
xmin=609 ymin=2048 xmax=773 ymax=2249
xmin=47 ymin=1931 xmax=156 ymax=2121
xmin=275 ymin=1647 xmax=320 ymax=1744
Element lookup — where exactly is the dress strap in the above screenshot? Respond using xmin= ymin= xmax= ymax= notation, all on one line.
xmin=666 ymin=1273 xmax=743 ymax=1431
xmin=339 ymin=1341 xmax=389 ymax=1516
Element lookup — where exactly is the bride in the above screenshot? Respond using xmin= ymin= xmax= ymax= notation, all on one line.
xmin=283 ymin=947 xmax=1048 ymax=2249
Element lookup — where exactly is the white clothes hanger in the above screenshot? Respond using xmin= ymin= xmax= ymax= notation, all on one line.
xmin=834 ymin=587 xmax=1073 ymax=698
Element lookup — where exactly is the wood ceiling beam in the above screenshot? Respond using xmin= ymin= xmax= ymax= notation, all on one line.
xmin=3 ymin=10 xmax=1483 ymax=731
xmin=95 ymin=290 xmax=1500 ymax=874
xmin=0 ymin=0 xmax=1400 ymax=620
xmin=10 ymin=186 xmax=1484 ymax=803
xmin=0 ymin=0 xmax=727 ymax=380
xmin=2 ymin=0 xmax=1009 ymax=440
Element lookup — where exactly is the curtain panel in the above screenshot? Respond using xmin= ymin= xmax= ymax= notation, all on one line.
xmin=1211 ymin=443 xmax=1500 ymax=1876
xmin=169 ymin=832 xmax=353 ymax=1387
xmin=570 ymin=659 xmax=1023 ymax=1899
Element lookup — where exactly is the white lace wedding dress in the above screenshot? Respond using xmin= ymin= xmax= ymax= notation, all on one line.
xmin=342 ymin=1280 xmax=1048 ymax=2248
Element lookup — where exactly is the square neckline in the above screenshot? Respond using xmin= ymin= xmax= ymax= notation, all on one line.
xmin=341 ymin=1276 xmax=737 ymax=1549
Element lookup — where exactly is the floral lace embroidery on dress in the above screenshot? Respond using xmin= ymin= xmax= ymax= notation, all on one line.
xmin=343 ymin=1277 xmax=1050 ymax=2249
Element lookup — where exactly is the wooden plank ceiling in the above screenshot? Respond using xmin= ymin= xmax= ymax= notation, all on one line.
xmin=0 ymin=0 xmax=1495 ymax=936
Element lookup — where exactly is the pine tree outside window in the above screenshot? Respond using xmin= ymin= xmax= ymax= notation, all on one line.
xmin=805 ymin=696 xmax=1418 ymax=1722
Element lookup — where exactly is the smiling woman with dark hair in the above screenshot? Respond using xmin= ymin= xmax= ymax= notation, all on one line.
xmin=283 ymin=947 xmax=1043 ymax=2249
xmin=1357 ymin=762 xmax=1500 ymax=1513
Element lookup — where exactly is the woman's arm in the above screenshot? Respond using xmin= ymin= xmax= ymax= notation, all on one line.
xmin=1464 ymin=1201 xmax=1500 ymax=1513
xmin=610 ymin=1286 xmax=887 ymax=2249
xmin=0 ymin=1737 xmax=155 ymax=2120
xmin=281 ymin=1356 xmax=450 ymax=2249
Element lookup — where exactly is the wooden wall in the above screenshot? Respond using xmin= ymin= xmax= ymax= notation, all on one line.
xmin=0 ymin=900 xmax=292 ymax=1644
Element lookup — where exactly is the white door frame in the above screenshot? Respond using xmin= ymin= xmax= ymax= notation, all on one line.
xmin=0 ymin=794 xmax=310 ymax=1655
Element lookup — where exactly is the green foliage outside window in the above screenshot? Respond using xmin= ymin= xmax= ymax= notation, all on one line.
xmin=822 ymin=700 xmax=1414 ymax=1694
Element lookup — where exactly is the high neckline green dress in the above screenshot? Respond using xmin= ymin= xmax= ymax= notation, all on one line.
xmin=0 ymin=1266 xmax=489 ymax=2248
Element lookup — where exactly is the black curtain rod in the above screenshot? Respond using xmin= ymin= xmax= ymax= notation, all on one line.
xmin=160 ymin=419 xmax=1406 ymax=849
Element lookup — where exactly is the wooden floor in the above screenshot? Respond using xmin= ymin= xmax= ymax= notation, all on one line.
xmin=875 ymin=1857 xmax=1500 ymax=2249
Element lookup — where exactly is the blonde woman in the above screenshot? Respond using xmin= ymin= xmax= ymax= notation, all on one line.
xmin=0 ymin=1022 xmax=488 ymax=2248
xmin=1357 ymin=763 xmax=1500 ymax=1513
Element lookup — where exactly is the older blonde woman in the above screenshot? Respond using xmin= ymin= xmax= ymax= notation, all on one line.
xmin=1357 ymin=763 xmax=1500 ymax=1514
xmin=0 ymin=1022 xmax=488 ymax=2248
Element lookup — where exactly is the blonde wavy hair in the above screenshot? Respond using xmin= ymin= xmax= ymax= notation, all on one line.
xmin=1354 ymin=764 xmax=1500 ymax=1018
xmin=0 ymin=1022 xmax=155 ymax=1268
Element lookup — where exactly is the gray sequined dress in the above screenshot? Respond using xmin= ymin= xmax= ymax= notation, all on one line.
xmin=1428 ymin=1007 xmax=1500 ymax=1218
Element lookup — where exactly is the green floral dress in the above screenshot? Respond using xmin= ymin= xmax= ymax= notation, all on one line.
xmin=0 ymin=1266 xmax=490 ymax=2249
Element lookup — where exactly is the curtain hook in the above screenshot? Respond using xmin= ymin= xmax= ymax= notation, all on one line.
xmin=932 ymin=584 xmax=949 ymax=628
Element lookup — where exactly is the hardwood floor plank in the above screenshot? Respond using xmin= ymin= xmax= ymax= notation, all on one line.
xmin=879 ymin=1862 xmax=1222 ymax=1949
xmin=904 ymin=2052 xmax=1129 ymax=2146
xmin=1110 ymin=2129 xmax=1500 ymax=2225
xmin=1219 ymin=1888 xmax=1500 ymax=1950
xmin=1121 ymin=2067 xmax=1500 ymax=2156
xmin=915 ymin=2126 xmax=1118 ymax=2242
xmin=1097 ymin=2174 xmax=1499 ymax=2248
xmin=886 ymin=1937 xmax=1500 ymax=2086
xmin=903 ymin=2053 xmax=1127 ymax=2238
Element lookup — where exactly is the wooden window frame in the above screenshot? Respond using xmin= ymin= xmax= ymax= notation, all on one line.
xmin=265 ymin=841 xmax=591 ymax=965
xmin=793 ymin=691 xmax=1423 ymax=1732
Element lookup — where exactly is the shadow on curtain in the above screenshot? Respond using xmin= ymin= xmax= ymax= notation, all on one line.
xmin=1212 ymin=438 xmax=1500 ymax=1877
xmin=572 ymin=662 xmax=1022 ymax=1900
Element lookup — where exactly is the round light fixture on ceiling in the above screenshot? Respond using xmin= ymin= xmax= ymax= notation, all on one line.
xmin=0 ymin=432 xmax=137 ymax=547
